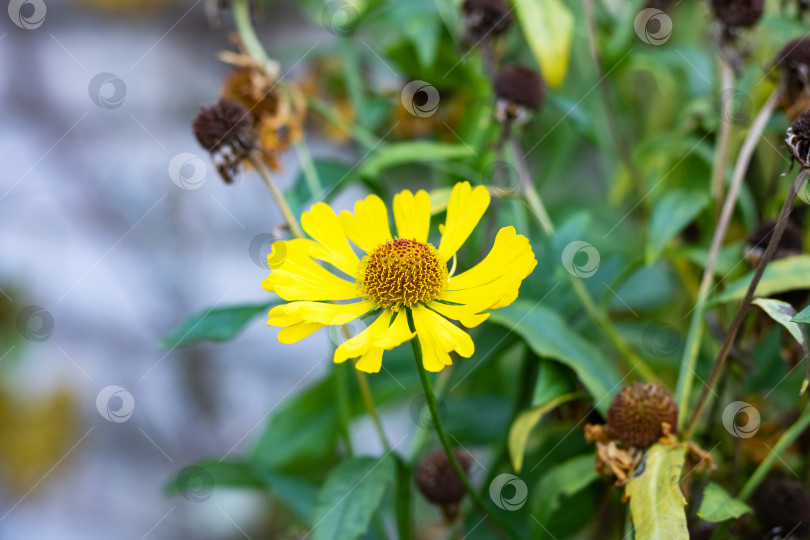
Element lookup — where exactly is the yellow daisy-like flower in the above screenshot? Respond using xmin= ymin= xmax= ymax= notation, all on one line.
xmin=261 ymin=182 xmax=537 ymax=373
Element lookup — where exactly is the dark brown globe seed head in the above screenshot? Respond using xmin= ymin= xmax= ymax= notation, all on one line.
xmin=494 ymin=65 xmax=544 ymax=125
xmin=415 ymin=449 xmax=472 ymax=511
xmin=786 ymin=109 xmax=810 ymax=170
xmin=462 ymin=0 xmax=512 ymax=40
xmin=774 ymin=38 xmax=810 ymax=120
xmin=606 ymin=382 xmax=678 ymax=448
xmin=193 ymin=98 xmax=255 ymax=183
xmin=711 ymin=0 xmax=765 ymax=30
xmin=752 ymin=478 xmax=810 ymax=536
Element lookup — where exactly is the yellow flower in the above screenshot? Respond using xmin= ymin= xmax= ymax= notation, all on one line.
xmin=262 ymin=182 xmax=537 ymax=373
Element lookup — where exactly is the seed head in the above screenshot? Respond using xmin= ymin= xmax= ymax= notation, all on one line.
xmin=415 ymin=449 xmax=472 ymax=506
xmin=710 ymin=0 xmax=764 ymax=30
xmin=494 ymin=64 xmax=545 ymax=111
xmin=774 ymin=38 xmax=810 ymax=119
xmin=606 ymin=382 xmax=678 ymax=448
xmin=786 ymin=109 xmax=810 ymax=169
xmin=752 ymin=478 xmax=810 ymax=536
xmin=462 ymin=0 xmax=512 ymax=40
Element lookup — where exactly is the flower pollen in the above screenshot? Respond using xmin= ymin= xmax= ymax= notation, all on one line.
xmin=359 ymin=238 xmax=448 ymax=311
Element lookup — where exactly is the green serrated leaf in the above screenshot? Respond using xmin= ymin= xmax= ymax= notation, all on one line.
xmin=625 ymin=444 xmax=688 ymax=540
xmin=358 ymin=142 xmax=474 ymax=179
xmin=514 ymin=0 xmax=574 ymax=88
xmin=646 ymin=190 xmax=710 ymax=265
xmin=490 ymin=301 xmax=623 ymax=413
xmin=711 ymin=256 xmax=810 ymax=306
xmin=508 ymin=392 xmax=582 ymax=472
xmin=312 ymin=456 xmax=395 ymax=540
xmin=531 ymin=454 xmax=600 ymax=538
xmin=162 ymin=302 xmax=277 ymax=347
xmin=697 ymin=482 xmax=752 ymax=523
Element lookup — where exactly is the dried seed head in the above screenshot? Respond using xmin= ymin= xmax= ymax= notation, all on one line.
xmin=786 ymin=109 xmax=810 ymax=169
xmin=415 ymin=449 xmax=472 ymax=506
xmin=752 ymin=478 xmax=810 ymax=536
xmin=462 ymin=0 xmax=512 ymax=40
xmin=193 ymin=98 xmax=255 ymax=183
xmin=606 ymin=382 xmax=678 ymax=448
xmin=774 ymin=38 xmax=810 ymax=119
xmin=711 ymin=0 xmax=765 ymax=30
xmin=494 ymin=65 xmax=545 ymax=111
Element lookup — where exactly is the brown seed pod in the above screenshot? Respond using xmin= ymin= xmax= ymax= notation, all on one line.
xmin=415 ymin=449 xmax=472 ymax=506
xmin=494 ymin=64 xmax=545 ymax=111
xmin=752 ymin=478 xmax=810 ymax=536
xmin=786 ymin=109 xmax=810 ymax=169
xmin=192 ymin=98 xmax=255 ymax=183
xmin=774 ymin=37 xmax=810 ymax=120
xmin=462 ymin=0 xmax=512 ymax=40
xmin=606 ymin=382 xmax=678 ymax=448
xmin=710 ymin=0 xmax=765 ymax=30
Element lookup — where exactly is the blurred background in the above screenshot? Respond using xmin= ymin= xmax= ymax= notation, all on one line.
xmin=0 ymin=1 xmax=381 ymax=538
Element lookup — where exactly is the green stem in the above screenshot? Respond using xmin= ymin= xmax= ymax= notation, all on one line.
xmin=232 ymin=0 xmax=272 ymax=69
xmin=710 ymin=58 xmax=735 ymax=216
xmin=394 ymin=456 xmax=413 ymax=540
xmin=335 ymin=362 xmax=355 ymax=456
xmin=307 ymin=97 xmax=381 ymax=150
xmin=508 ymin=138 xmax=554 ymax=236
xmin=294 ymin=139 xmax=322 ymax=198
xmin=407 ymin=367 xmax=452 ymax=463
xmin=250 ymin=155 xmax=306 ymax=239
xmin=355 ymin=369 xmax=392 ymax=451
xmin=408 ymin=317 xmax=521 ymax=540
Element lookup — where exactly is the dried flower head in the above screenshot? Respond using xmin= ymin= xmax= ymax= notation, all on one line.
xmin=775 ymin=38 xmax=810 ymax=121
xmin=462 ymin=0 xmax=512 ymax=40
xmin=752 ymin=478 xmax=810 ymax=536
xmin=786 ymin=109 xmax=810 ymax=169
xmin=193 ymin=98 xmax=255 ymax=183
xmin=607 ymin=382 xmax=678 ymax=448
xmin=415 ymin=449 xmax=472 ymax=507
xmin=711 ymin=0 xmax=764 ymax=30
xmin=745 ymin=219 xmax=804 ymax=265
xmin=494 ymin=65 xmax=544 ymax=124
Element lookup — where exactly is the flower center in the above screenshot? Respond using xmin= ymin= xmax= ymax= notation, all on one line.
xmin=358 ymin=238 xmax=448 ymax=311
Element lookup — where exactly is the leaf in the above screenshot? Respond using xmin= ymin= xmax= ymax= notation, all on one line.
xmin=646 ymin=190 xmax=710 ymax=265
xmin=509 ymin=392 xmax=582 ymax=472
xmin=358 ymin=142 xmax=474 ymax=179
xmin=531 ymin=454 xmax=600 ymax=537
xmin=697 ymin=482 xmax=752 ymax=523
xmin=514 ymin=0 xmax=574 ymax=88
xmin=490 ymin=301 xmax=623 ymax=413
xmin=625 ymin=444 xmax=688 ymax=540
xmin=312 ymin=456 xmax=396 ymax=540
xmin=755 ymin=298 xmax=810 ymax=395
xmin=793 ymin=302 xmax=810 ymax=323
xmin=711 ymin=256 xmax=810 ymax=305
xmin=162 ymin=302 xmax=277 ymax=347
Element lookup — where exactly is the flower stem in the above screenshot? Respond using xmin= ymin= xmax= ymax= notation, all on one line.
xmin=710 ymin=57 xmax=735 ymax=216
xmin=249 ymin=154 xmax=305 ymax=239
xmin=684 ymin=168 xmax=807 ymax=440
xmin=293 ymin=138 xmax=322 ymax=198
xmin=232 ymin=0 xmax=272 ymax=69
xmin=355 ymin=369 xmax=392 ymax=452
xmin=674 ymin=90 xmax=778 ymax=427
xmin=334 ymin=362 xmax=355 ymax=456
xmin=408 ymin=320 xmax=521 ymax=540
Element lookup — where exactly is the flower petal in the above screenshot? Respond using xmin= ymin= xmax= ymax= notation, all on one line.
xmin=334 ymin=311 xmax=392 ymax=364
xmin=393 ymin=189 xmax=431 ymax=242
xmin=301 ymin=202 xmax=360 ymax=276
xmin=339 ymin=194 xmax=392 ymax=253
xmin=427 ymin=301 xmax=490 ymax=328
xmin=355 ymin=347 xmax=383 ymax=373
xmin=268 ymin=300 xmax=375 ymax=327
xmin=412 ymin=304 xmax=474 ymax=372
xmin=441 ymin=226 xmax=537 ymax=309
xmin=333 ymin=310 xmax=415 ymax=368
xmin=277 ymin=322 xmax=323 ymax=344
xmin=437 ymin=182 xmax=490 ymax=261
xmin=262 ymin=239 xmax=360 ymax=301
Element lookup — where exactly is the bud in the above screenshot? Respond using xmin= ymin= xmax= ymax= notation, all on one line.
xmin=606 ymin=382 xmax=678 ymax=448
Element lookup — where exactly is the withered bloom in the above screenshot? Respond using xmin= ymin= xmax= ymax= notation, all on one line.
xmin=711 ymin=0 xmax=764 ymax=34
xmin=606 ymin=382 xmax=678 ymax=448
xmin=494 ymin=64 xmax=545 ymax=125
xmin=774 ymin=37 xmax=810 ymax=121
xmin=462 ymin=0 xmax=512 ymax=41
xmin=786 ymin=109 xmax=810 ymax=169
xmin=193 ymin=98 xmax=255 ymax=183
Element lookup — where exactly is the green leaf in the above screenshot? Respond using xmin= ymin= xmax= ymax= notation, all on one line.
xmin=793 ymin=302 xmax=810 ymax=323
xmin=697 ymin=482 xmax=752 ymax=523
xmin=625 ymin=444 xmax=688 ymax=540
xmin=509 ymin=392 xmax=583 ymax=472
xmin=514 ymin=0 xmax=574 ymax=88
xmin=162 ymin=302 xmax=276 ymax=347
xmin=312 ymin=456 xmax=396 ymax=540
xmin=531 ymin=454 xmax=600 ymax=537
xmin=358 ymin=142 xmax=474 ymax=179
xmin=646 ymin=190 xmax=710 ymax=265
xmin=711 ymin=256 xmax=810 ymax=305
xmin=755 ymin=298 xmax=810 ymax=394
xmin=490 ymin=301 xmax=623 ymax=413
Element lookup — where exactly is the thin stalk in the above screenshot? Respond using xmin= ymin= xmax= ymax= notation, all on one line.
xmin=508 ymin=137 xmax=554 ymax=235
xmin=335 ymin=362 xmax=355 ymax=456
xmin=355 ymin=370 xmax=392 ymax=451
xmin=684 ymin=169 xmax=807 ymax=440
xmin=394 ymin=457 xmax=412 ymax=540
xmin=674 ymin=90 xmax=779 ymax=427
xmin=232 ymin=0 xmax=271 ymax=69
xmin=710 ymin=58 xmax=735 ymax=215
xmin=249 ymin=155 xmax=306 ymax=239
xmin=407 ymin=367 xmax=452 ymax=463
xmin=306 ymin=97 xmax=380 ymax=150
xmin=293 ymin=139 xmax=322 ymax=197
xmin=409 ymin=318 xmax=521 ymax=540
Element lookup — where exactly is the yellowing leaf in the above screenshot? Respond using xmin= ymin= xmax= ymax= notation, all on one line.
xmin=513 ymin=0 xmax=574 ymax=88
xmin=625 ymin=444 xmax=688 ymax=540
xmin=508 ymin=392 xmax=582 ymax=472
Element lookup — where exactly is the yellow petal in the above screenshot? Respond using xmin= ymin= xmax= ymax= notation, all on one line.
xmin=437 ymin=182 xmax=490 ymax=261
xmin=334 ymin=311 xmax=392 ymax=364
xmin=262 ymin=239 xmax=360 ymax=301
xmin=375 ymin=309 xmax=415 ymax=349
xmin=393 ymin=189 xmax=431 ymax=242
xmin=268 ymin=300 xmax=375 ymax=327
xmin=427 ymin=301 xmax=490 ymax=328
xmin=301 ymin=202 xmax=360 ymax=276
xmin=515 ymin=0 xmax=573 ymax=88
xmin=355 ymin=347 xmax=384 ymax=373
xmin=412 ymin=305 xmax=474 ymax=373
xmin=442 ymin=226 xmax=537 ymax=310
xmin=333 ymin=309 xmax=415 ymax=366
xmin=277 ymin=322 xmax=323 ymax=344
xmin=339 ymin=194 xmax=392 ymax=253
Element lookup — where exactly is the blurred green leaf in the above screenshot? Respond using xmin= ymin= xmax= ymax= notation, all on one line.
xmin=625 ymin=444 xmax=688 ymax=540
xmin=514 ymin=0 xmax=573 ymax=88
xmin=646 ymin=190 xmax=710 ymax=265
xmin=312 ymin=456 xmax=395 ymax=540
xmin=531 ymin=360 xmax=575 ymax=407
xmin=697 ymin=482 xmax=751 ymax=523
xmin=754 ymin=298 xmax=807 ymax=347
xmin=531 ymin=454 xmax=600 ymax=538
xmin=711 ymin=256 xmax=810 ymax=305
xmin=490 ymin=301 xmax=623 ymax=413
xmin=287 ymin=160 xmax=356 ymax=215
xmin=793 ymin=302 xmax=810 ymax=323
xmin=509 ymin=392 xmax=582 ymax=472
xmin=358 ymin=142 xmax=474 ymax=179
xmin=162 ymin=302 xmax=276 ymax=347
